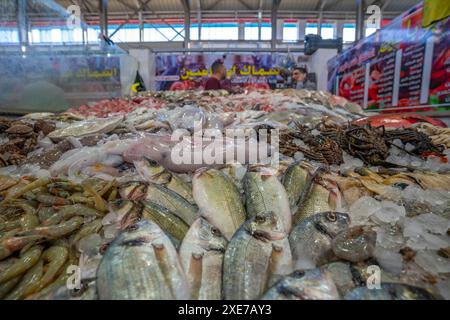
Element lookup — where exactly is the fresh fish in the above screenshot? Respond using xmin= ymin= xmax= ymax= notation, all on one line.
xmin=282 ymin=161 xmax=310 ymax=209
xmin=331 ymin=226 xmax=376 ymax=263
xmin=344 ymin=283 xmax=440 ymax=300
xmin=48 ymin=116 xmax=123 ymax=141
xmin=133 ymin=158 xmax=171 ymax=184
xmin=289 ymin=212 xmax=350 ymax=269
xmin=145 ymin=182 xmax=198 ymax=225
xmin=223 ymin=211 xmax=292 ymax=300
xmin=96 ymin=220 xmax=189 ymax=300
xmin=262 ymin=268 xmax=340 ymax=300
xmin=244 ymin=167 xmax=291 ymax=233
xmin=320 ymin=262 xmax=357 ymax=297
xmin=165 ymin=173 xmax=195 ymax=204
xmin=293 ymin=176 xmax=343 ymax=225
xmin=142 ymin=200 xmax=190 ymax=248
xmin=193 ymin=169 xmax=246 ymax=240
xmin=179 ymin=218 xmax=228 ymax=300
xmin=118 ymin=181 xmax=147 ymax=200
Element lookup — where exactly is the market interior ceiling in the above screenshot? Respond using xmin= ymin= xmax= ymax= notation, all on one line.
xmin=4 ymin=0 xmax=422 ymax=21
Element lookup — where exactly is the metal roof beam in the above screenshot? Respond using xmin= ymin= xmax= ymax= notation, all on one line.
xmin=207 ymin=0 xmax=222 ymax=10
xmin=110 ymin=0 xmax=152 ymax=37
xmin=237 ymin=0 xmax=253 ymax=11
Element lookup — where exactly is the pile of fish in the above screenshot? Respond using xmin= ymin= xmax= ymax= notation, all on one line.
xmin=0 ymin=89 xmax=449 ymax=300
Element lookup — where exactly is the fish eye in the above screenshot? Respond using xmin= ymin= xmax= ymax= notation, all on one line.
xmin=293 ymin=270 xmax=305 ymax=277
xmin=255 ymin=215 xmax=266 ymax=223
xmin=327 ymin=212 xmax=337 ymax=222
xmin=127 ymin=224 xmax=139 ymax=232
xmin=211 ymin=227 xmax=221 ymax=236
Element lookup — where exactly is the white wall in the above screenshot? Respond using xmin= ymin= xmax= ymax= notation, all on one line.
xmin=309 ymin=48 xmax=337 ymax=92
xmin=128 ymin=49 xmax=153 ymax=91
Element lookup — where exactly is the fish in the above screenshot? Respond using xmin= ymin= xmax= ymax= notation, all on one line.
xmin=133 ymin=158 xmax=171 ymax=184
xmin=144 ymin=182 xmax=198 ymax=225
xmin=223 ymin=211 xmax=292 ymax=300
xmin=344 ymin=283 xmax=440 ymax=300
xmin=179 ymin=218 xmax=228 ymax=300
xmin=96 ymin=219 xmax=189 ymax=300
xmin=47 ymin=116 xmax=123 ymax=141
xmin=142 ymin=200 xmax=190 ymax=248
xmin=262 ymin=268 xmax=340 ymax=300
xmin=289 ymin=212 xmax=350 ymax=269
xmin=282 ymin=161 xmax=311 ymax=210
xmin=320 ymin=262 xmax=357 ymax=297
xmin=331 ymin=226 xmax=376 ymax=262
xmin=192 ymin=169 xmax=246 ymax=240
xmin=243 ymin=166 xmax=292 ymax=233
xmin=293 ymin=176 xmax=342 ymax=226
xmin=165 ymin=173 xmax=195 ymax=204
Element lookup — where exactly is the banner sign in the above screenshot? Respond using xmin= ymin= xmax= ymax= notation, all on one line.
xmin=155 ymin=53 xmax=302 ymax=91
xmin=0 ymin=54 xmax=121 ymax=112
xmin=327 ymin=2 xmax=450 ymax=112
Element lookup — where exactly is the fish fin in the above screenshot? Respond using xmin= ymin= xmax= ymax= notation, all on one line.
xmin=188 ymin=252 xmax=203 ymax=300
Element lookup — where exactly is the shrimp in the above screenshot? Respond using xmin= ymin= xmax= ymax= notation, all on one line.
xmin=4 ymin=259 xmax=44 ymax=300
xmin=31 ymin=246 xmax=69 ymax=294
xmin=82 ymin=181 xmax=107 ymax=212
xmin=18 ymin=216 xmax=84 ymax=239
xmin=0 ymin=245 xmax=43 ymax=284
xmin=42 ymin=204 xmax=101 ymax=226
xmin=0 ymin=235 xmax=45 ymax=260
xmin=70 ymin=219 xmax=103 ymax=244
xmin=3 ymin=178 xmax=50 ymax=202
xmin=35 ymin=194 xmax=72 ymax=206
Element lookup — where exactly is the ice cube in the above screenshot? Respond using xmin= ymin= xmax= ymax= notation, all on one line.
xmin=374 ymin=247 xmax=403 ymax=275
xmin=371 ymin=200 xmax=406 ymax=224
xmin=349 ymin=196 xmax=381 ymax=225
xmin=376 ymin=225 xmax=405 ymax=250
xmin=393 ymin=139 xmax=403 ymax=148
xmin=422 ymin=233 xmax=449 ymax=250
xmin=415 ymin=250 xmax=450 ymax=275
xmin=311 ymin=129 xmax=321 ymax=136
xmin=403 ymin=217 xmax=425 ymax=238
xmin=415 ymin=213 xmax=450 ymax=235
xmin=406 ymin=236 xmax=427 ymax=250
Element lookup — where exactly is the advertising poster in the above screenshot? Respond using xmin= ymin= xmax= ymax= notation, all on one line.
xmin=328 ymin=2 xmax=450 ymax=112
xmin=155 ymin=53 xmax=300 ymax=91
xmin=0 ymin=54 xmax=121 ymax=112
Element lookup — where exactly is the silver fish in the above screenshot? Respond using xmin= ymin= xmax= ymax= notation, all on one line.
xmin=179 ymin=218 xmax=228 ymax=300
xmin=96 ymin=220 xmax=189 ymax=300
xmin=244 ymin=167 xmax=292 ymax=233
xmin=193 ymin=169 xmax=246 ymax=240
xmin=289 ymin=212 xmax=350 ymax=269
xmin=145 ymin=182 xmax=198 ymax=225
xmin=262 ymin=268 xmax=340 ymax=300
xmin=223 ymin=211 xmax=292 ymax=300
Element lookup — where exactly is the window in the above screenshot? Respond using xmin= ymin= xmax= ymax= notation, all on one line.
xmin=201 ymin=23 xmax=238 ymax=40
xmin=190 ymin=24 xmax=199 ymax=40
xmin=244 ymin=22 xmax=271 ymax=40
xmin=108 ymin=25 xmax=140 ymax=42
xmin=244 ymin=22 xmax=259 ymax=40
xmin=365 ymin=25 xmax=377 ymax=37
xmin=0 ymin=28 xmax=19 ymax=43
xmin=343 ymin=24 xmax=355 ymax=43
xmin=283 ymin=22 xmax=297 ymax=42
xmin=305 ymin=23 xmax=318 ymax=35
xmin=321 ymin=23 xmax=335 ymax=39
xmin=144 ymin=24 xmax=184 ymax=42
